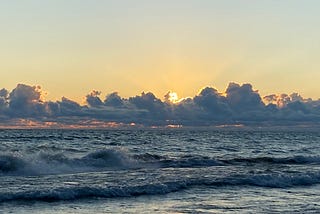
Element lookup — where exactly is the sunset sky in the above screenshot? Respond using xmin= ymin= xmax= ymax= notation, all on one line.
xmin=1 ymin=0 xmax=320 ymax=102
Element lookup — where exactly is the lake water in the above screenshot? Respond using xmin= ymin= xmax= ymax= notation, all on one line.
xmin=0 ymin=129 xmax=320 ymax=213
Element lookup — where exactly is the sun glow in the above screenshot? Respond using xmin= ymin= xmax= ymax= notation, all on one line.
xmin=167 ymin=92 xmax=179 ymax=103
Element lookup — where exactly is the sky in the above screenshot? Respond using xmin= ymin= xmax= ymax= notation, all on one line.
xmin=1 ymin=0 xmax=320 ymax=103
xmin=1 ymin=82 xmax=320 ymax=128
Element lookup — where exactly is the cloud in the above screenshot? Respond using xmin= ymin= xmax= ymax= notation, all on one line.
xmin=263 ymin=93 xmax=314 ymax=108
xmin=226 ymin=83 xmax=264 ymax=112
xmin=104 ymin=92 xmax=124 ymax=107
xmin=0 ymin=88 xmax=8 ymax=98
xmin=128 ymin=92 xmax=170 ymax=122
xmin=58 ymin=97 xmax=82 ymax=116
xmin=0 ymin=89 xmax=8 ymax=111
xmin=7 ymin=84 xmax=46 ymax=118
xmin=0 ymin=83 xmax=320 ymax=128
xmin=193 ymin=87 xmax=231 ymax=118
xmin=86 ymin=90 xmax=103 ymax=107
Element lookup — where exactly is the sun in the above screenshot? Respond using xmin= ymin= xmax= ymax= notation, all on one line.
xmin=168 ymin=92 xmax=179 ymax=103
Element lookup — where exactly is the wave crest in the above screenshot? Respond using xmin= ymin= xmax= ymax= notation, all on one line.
xmin=2 ymin=149 xmax=320 ymax=176
xmin=1 ymin=171 xmax=320 ymax=202
xmin=0 ymin=155 xmax=26 ymax=173
xmin=0 ymin=149 xmax=137 ymax=176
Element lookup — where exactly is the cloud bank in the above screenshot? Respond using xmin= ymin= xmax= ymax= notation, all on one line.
xmin=0 ymin=83 xmax=320 ymax=128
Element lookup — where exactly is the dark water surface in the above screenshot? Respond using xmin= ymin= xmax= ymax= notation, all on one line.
xmin=0 ymin=129 xmax=320 ymax=213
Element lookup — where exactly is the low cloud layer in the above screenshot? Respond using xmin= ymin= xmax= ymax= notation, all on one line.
xmin=0 ymin=83 xmax=320 ymax=128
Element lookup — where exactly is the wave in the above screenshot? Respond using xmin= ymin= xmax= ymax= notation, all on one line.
xmin=1 ymin=148 xmax=320 ymax=176
xmin=0 ymin=150 xmax=223 ymax=176
xmin=136 ymin=154 xmax=320 ymax=167
xmin=0 ymin=181 xmax=189 ymax=202
xmin=0 ymin=149 xmax=139 ymax=176
xmin=1 ymin=172 xmax=320 ymax=202
xmin=0 ymin=155 xmax=26 ymax=173
xmin=150 ymin=155 xmax=320 ymax=168
xmin=222 ymin=156 xmax=320 ymax=165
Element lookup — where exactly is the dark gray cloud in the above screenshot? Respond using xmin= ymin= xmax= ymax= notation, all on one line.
xmin=193 ymin=87 xmax=231 ymax=119
xmin=0 ymin=88 xmax=8 ymax=98
xmin=86 ymin=90 xmax=103 ymax=107
xmin=0 ymin=89 xmax=8 ymax=111
xmin=226 ymin=83 xmax=264 ymax=112
xmin=0 ymin=83 xmax=320 ymax=128
xmin=58 ymin=97 xmax=82 ymax=116
xmin=8 ymin=84 xmax=46 ymax=118
xmin=128 ymin=92 xmax=170 ymax=123
xmin=104 ymin=92 xmax=124 ymax=107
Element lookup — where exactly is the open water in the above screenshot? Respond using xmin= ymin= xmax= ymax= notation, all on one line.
xmin=0 ymin=129 xmax=320 ymax=213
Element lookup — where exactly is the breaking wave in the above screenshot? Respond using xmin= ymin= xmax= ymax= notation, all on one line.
xmin=1 ymin=172 xmax=320 ymax=202
xmin=1 ymin=148 xmax=320 ymax=176
xmin=0 ymin=149 xmax=138 ymax=175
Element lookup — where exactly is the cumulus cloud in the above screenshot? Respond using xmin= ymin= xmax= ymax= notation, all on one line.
xmin=58 ymin=97 xmax=82 ymax=116
xmin=0 ymin=88 xmax=8 ymax=98
xmin=226 ymin=83 xmax=264 ymax=112
xmin=193 ymin=87 xmax=231 ymax=118
xmin=86 ymin=90 xmax=103 ymax=107
xmin=104 ymin=92 xmax=124 ymax=107
xmin=0 ymin=83 xmax=320 ymax=128
xmin=128 ymin=92 xmax=170 ymax=122
xmin=0 ymin=89 xmax=8 ymax=111
xmin=8 ymin=84 xmax=46 ymax=117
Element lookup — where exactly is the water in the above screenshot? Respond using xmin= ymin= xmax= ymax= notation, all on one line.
xmin=0 ymin=129 xmax=320 ymax=213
